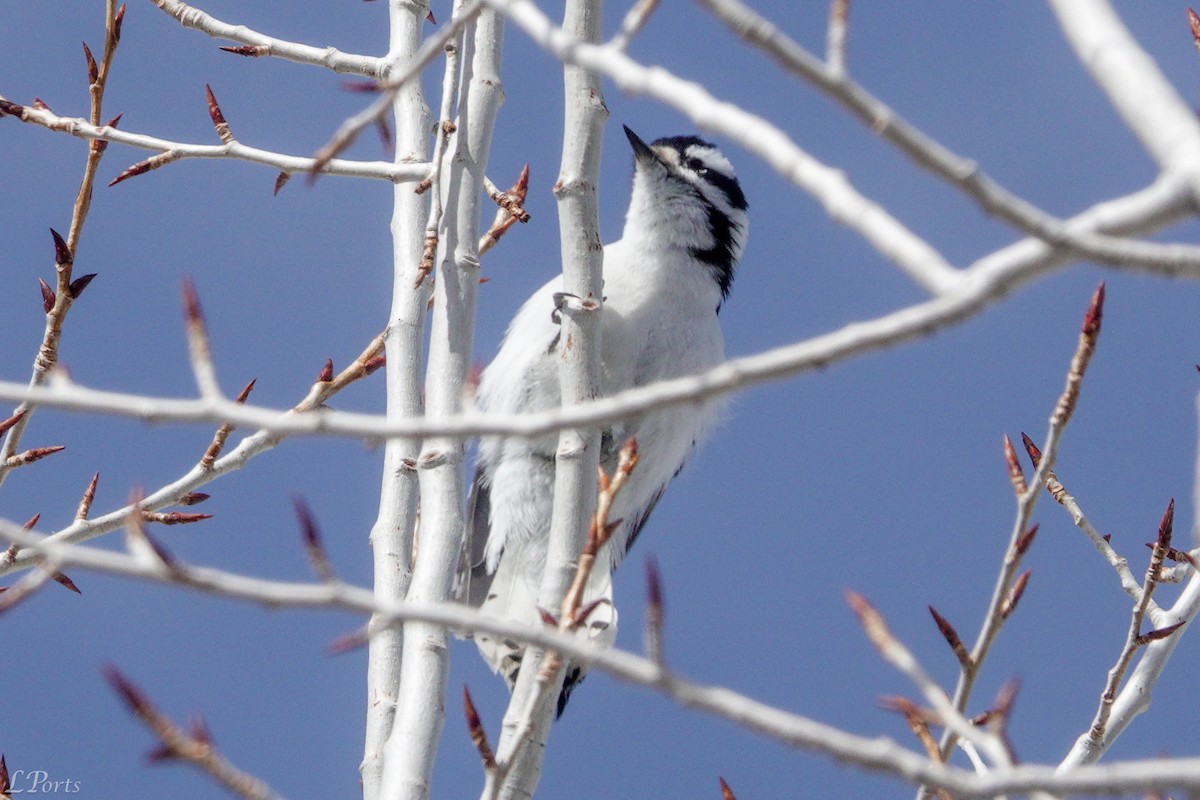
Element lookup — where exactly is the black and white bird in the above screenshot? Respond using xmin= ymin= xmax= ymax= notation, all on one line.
xmin=465 ymin=126 xmax=748 ymax=714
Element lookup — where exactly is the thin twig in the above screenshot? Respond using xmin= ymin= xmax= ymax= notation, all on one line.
xmin=309 ymin=0 xmax=484 ymax=176
xmin=0 ymin=101 xmax=426 ymax=185
xmin=149 ymin=0 xmax=384 ymax=77
xmin=4 ymin=518 xmax=1200 ymax=798
xmin=1084 ymin=500 xmax=1178 ymax=747
xmin=103 ymin=665 xmax=286 ymax=800
xmin=691 ymin=0 xmax=1200 ymax=281
xmin=489 ymin=441 xmax=640 ymax=794
xmin=478 ymin=166 xmax=531 ymax=256
xmin=931 ymin=284 xmax=1107 ymax=775
xmin=0 ymin=1 xmax=124 ymax=489
xmin=609 ymin=0 xmax=660 ymax=51
xmin=2 ymin=333 xmax=383 ymax=576
xmin=847 ymin=590 xmax=1011 ymax=769
xmin=826 ymin=0 xmax=849 ymax=77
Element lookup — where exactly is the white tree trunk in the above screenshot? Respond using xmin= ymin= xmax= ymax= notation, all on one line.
xmin=361 ymin=2 xmax=433 ymax=797
xmin=378 ymin=7 xmax=506 ymax=799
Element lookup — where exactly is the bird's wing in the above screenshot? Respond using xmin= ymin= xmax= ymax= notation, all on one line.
xmin=461 ymin=467 xmax=494 ymax=609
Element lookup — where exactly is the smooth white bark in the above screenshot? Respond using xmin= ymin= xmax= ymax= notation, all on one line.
xmin=361 ymin=2 xmax=433 ymax=796
xmin=492 ymin=1 xmax=607 ymax=796
xmin=377 ymin=6 xmax=505 ymax=798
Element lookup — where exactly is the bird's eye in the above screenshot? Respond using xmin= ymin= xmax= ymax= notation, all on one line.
xmin=684 ymin=156 xmax=706 ymax=174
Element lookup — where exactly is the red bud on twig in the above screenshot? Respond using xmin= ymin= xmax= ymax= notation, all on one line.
xmin=1082 ymin=282 xmax=1105 ymax=338
xmin=294 ymin=496 xmax=336 ymax=582
xmin=341 ymin=80 xmax=382 ymax=93
xmin=273 ymin=171 xmax=291 ymax=196
xmin=219 ymin=44 xmax=269 ymax=57
xmin=181 ymin=275 xmax=204 ymax=328
xmin=38 ymin=278 xmax=55 ymax=314
xmin=928 ymin=605 xmax=971 ymax=668
xmin=0 ymin=410 xmax=25 ymax=437
xmin=463 ymin=685 xmax=496 ymax=769
xmin=1157 ymin=498 xmax=1175 ymax=550
xmin=1020 ymin=432 xmax=1042 ymax=468
xmin=50 ymin=228 xmax=71 ymax=266
xmin=179 ymin=492 xmax=210 ymax=506
xmin=109 ymin=151 xmax=182 ymax=187
xmin=144 ymin=511 xmax=212 ymax=525
xmin=103 ymin=663 xmax=153 ymax=717
xmin=113 ymin=4 xmax=127 ymax=42
xmin=376 ymin=116 xmax=394 ymax=155
xmin=1003 ymin=434 xmax=1026 ymax=496
xmin=719 ymin=777 xmax=737 ymax=800
xmin=645 ymin=556 xmax=665 ymax=664
xmin=364 ymin=355 xmax=386 ymax=375
xmin=318 ymin=359 xmax=334 ymax=383
xmin=5 ymin=445 xmax=66 ymax=467
xmin=76 ymin=472 xmax=101 ymax=520
xmin=83 ymin=42 xmax=99 ymax=84
xmin=1000 ymin=570 xmax=1031 ymax=620
xmin=52 ymin=571 xmax=82 ymax=594
xmin=1015 ymin=523 xmax=1039 ymax=556
xmin=1135 ymin=621 xmax=1186 ymax=646
xmin=146 ymin=743 xmax=177 ymax=764
xmin=205 ymin=84 xmax=226 ymax=128
xmin=573 ymin=597 xmax=608 ymax=628
xmin=187 ymin=715 xmax=213 ymax=746
xmin=205 ymin=84 xmax=234 ymax=144
xmin=69 ymin=273 xmax=97 ymax=299
xmin=327 ymin=628 xmax=369 ymax=655
xmin=234 ymin=378 xmax=257 ymax=403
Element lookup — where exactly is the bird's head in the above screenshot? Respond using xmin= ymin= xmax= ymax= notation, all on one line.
xmin=622 ymin=125 xmax=749 ymax=302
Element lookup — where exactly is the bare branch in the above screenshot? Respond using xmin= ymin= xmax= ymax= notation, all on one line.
xmin=4 ymin=517 xmax=1200 ymax=798
xmin=0 ymin=1 xmax=123 ymax=489
xmin=0 ymin=102 xmax=427 ymax=184
xmin=826 ymin=0 xmax=848 ymax=76
xmin=103 ymin=664 xmax=285 ymax=800
xmin=309 ymin=0 xmax=484 ymax=175
xmin=694 ymin=0 xmax=1200 ymax=277
xmin=847 ymin=590 xmax=1011 ymax=769
xmin=149 ymin=0 xmax=384 ymax=77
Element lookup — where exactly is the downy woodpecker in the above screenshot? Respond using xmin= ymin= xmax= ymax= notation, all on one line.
xmin=466 ymin=126 xmax=748 ymax=714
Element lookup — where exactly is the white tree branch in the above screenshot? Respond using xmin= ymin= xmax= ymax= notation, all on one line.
xmin=1056 ymin=396 xmax=1200 ymax=769
xmin=0 ymin=174 xmax=1186 ymax=473
xmin=6 ymin=517 xmax=1200 ymax=799
xmin=693 ymin=0 xmax=1200 ymax=276
xmin=148 ymin=0 xmax=385 ymax=77
xmin=491 ymin=0 xmax=607 ymax=795
xmin=378 ymin=5 xmax=505 ymax=798
xmin=360 ymin=0 xmax=433 ymax=795
xmin=1049 ymin=0 xmax=1200 ymax=184
xmin=0 ymin=171 xmax=1187 ymax=457
xmin=0 ymin=101 xmax=425 ymax=184
xmin=310 ymin=0 xmax=485 ymax=174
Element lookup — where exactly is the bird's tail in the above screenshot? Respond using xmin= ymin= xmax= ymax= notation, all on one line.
xmin=473 ymin=544 xmax=618 ymax=715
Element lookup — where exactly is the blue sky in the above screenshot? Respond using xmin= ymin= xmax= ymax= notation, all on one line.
xmin=5 ymin=2 xmax=1200 ymax=798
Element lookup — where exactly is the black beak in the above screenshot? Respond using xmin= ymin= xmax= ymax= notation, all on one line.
xmin=624 ymin=125 xmax=658 ymax=164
